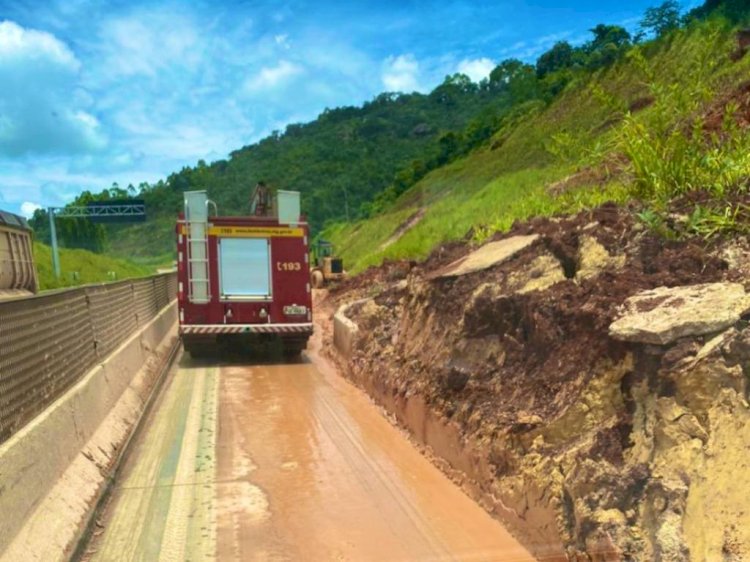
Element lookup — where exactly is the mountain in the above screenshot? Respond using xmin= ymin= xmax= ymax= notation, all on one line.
xmin=323 ymin=10 xmax=750 ymax=271
xmin=28 ymin=0 xmax=748 ymax=266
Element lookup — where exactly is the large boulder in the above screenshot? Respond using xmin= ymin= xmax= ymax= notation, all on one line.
xmin=437 ymin=235 xmax=539 ymax=278
xmin=609 ymin=283 xmax=750 ymax=345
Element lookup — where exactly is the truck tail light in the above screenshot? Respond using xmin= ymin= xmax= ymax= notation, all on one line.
xmin=178 ymin=281 xmax=184 ymax=301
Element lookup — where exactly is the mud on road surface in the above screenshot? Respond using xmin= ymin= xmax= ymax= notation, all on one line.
xmin=82 ymin=340 xmax=534 ymax=560
xmin=328 ymin=202 xmax=750 ymax=561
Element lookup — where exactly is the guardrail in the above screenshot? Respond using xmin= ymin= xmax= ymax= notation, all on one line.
xmin=0 ymin=272 xmax=177 ymax=445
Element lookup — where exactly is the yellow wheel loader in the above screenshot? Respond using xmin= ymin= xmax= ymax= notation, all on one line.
xmin=310 ymin=240 xmax=345 ymax=288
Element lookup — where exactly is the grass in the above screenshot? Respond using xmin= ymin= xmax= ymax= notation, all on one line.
xmin=107 ymin=216 xmax=177 ymax=261
xmin=334 ymin=165 xmax=630 ymax=273
xmin=324 ymin=17 xmax=750 ymax=271
xmin=34 ymin=242 xmax=154 ymax=291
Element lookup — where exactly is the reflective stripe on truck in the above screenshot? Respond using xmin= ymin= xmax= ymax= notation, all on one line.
xmin=180 ymin=323 xmax=313 ymax=335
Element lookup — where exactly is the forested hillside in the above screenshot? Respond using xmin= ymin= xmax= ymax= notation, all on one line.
xmin=30 ymin=79 xmax=527 ymax=258
xmin=324 ymin=1 xmax=750 ymax=271
xmin=29 ymin=0 xmax=749 ymax=265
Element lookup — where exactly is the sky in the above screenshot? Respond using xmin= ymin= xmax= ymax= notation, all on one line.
xmin=0 ymin=0 xmax=702 ymax=218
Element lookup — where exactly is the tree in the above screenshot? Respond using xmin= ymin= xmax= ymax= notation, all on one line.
xmin=489 ymin=59 xmax=540 ymax=102
xmin=588 ymin=24 xmax=631 ymax=51
xmin=437 ymin=132 xmax=462 ymax=164
xmin=536 ymin=41 xmax=575 ymax=78
xmin=641 ymin=1 xmax=681 ymax=38
xmin=489 ymin=59 xmax=526 ymax=86
xmin=429 ymin=73 xmax=477 ymax=107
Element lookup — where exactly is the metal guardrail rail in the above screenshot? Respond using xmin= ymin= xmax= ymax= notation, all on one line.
xmin=0 ymin=272 xmax=177 ymax=446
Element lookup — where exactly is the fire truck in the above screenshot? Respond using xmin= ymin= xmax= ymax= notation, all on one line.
xmin=176 ymin=189 xmax=313 ymax=357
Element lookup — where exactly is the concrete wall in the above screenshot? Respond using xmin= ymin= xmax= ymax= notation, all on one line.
xmin=0 ymin=301 xmax=178 ymax=562
xmin=0 ymin=273 xmax=178 ymax=445
xmin=333 ymin=300 xmax=364 ymax=359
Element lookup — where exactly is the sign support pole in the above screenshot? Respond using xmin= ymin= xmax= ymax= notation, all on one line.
xmin=48 ymin=208 xmax=61 ymax=279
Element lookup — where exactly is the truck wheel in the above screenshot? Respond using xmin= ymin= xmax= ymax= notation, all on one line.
xmin=185 ymin=342 xmax=214 ymax=359
xmin=311 ymin=269 xmax=324 ymax=289
xmin=283 ymin=347 xmax=302 ymax=360
xmin=282 ymin=338 xmax=308 ymax=360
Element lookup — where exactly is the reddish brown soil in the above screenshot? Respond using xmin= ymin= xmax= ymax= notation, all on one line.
xmin=325 ymin=201 xmax=750 ymax=560
xmin=335 ymin=203 xmax=733 ymax=438
xmin=546 ymin=156 xmax=630 ymax=196
xmin=703 ymin=80 xmax=750 ymax=134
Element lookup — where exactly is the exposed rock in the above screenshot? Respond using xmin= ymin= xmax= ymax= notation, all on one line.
xmin=441 ymin=361 xmax=471 ymax=392
xmin=437 ymin=235 xmax=539 ymax=278
xmin=609 ymin=283 xmax=750 ymax=345
xmin=576 ymin=235 xmax=625 ymax=281
xmin=350 ymin=299 xmax=388 ymax=331
xmin=725 ymin=326 xmax=750 ymax=365
xmin=411 ymin=122 xmax=432 ymax=136
xmin=669 ymin=350 xmax=745 ymax=414
xmin=682 ymin=389 xmax=750 ymax=561
xmin=328 ymin=202 xmax=750 ymax=561
xmin=461 ymin=252 xmax=565 ymax=334
xmin=719 ymin=240 xmax=750 ymax=278
xmin=509 ymin=253 xmax=566 ymax=294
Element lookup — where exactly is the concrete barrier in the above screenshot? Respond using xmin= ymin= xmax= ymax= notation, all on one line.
xmin=0 ymin=301 xmax=178 ymax=562
xmin=333 ymin=300 xmax=366 ymax=359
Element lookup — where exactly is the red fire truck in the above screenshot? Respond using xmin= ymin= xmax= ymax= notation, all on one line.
xmin=176 ymin=189 xmax=313 ymax=357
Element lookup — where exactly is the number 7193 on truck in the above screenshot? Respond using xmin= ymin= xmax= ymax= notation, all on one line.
xmin=176 ymin=189 xmax=313 ymax=358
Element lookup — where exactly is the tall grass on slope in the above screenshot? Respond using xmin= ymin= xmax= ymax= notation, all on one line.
xmin=616 ymin=23 xmax=750 ymax=234
xmin=34 ymin=242 xmax=153 ymax=291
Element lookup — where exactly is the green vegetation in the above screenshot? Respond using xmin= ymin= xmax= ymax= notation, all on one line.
xmin=30 ymin=84 xmax=525 ymax=258
xmin=615 ymin=44 xmax=750 ymax=226
xmin=326 ymin=7 xmax=750 ymax=272
xmin=33 ymin=242 xmax=153 ymax=291
xmin=25 ymin=0 xmax=750 ymax=274
xmin=29 ymin=0 xmax=689 ymax=259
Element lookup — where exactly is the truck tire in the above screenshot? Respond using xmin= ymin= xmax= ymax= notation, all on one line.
xmin=311 ymin=269 xmax=324 ymax=289
xmin=282 ymin=337 xmax=308 ymax=359
xmin=184 ymin=340 xmax=215 ymax=359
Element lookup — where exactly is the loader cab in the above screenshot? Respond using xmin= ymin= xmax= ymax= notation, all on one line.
xmin=310 ymin=240 xmax=345 ymax=288
xmin=314 ymin=240 xmax=332 ymax=265
xmin=314 ymin=241 xmax=343 ymax=273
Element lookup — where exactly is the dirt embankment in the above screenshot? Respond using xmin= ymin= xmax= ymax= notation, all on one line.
xmin=324 ymin=202 xmax=750 ymax=561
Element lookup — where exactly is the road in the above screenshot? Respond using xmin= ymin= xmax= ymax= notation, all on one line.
xmin=83 ymin=344 xmax=535 ymax=561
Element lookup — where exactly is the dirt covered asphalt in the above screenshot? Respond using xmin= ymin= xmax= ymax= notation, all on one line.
xmin=82 ymin=328 xmax=534 ymax=561
xmin=327 ymin=201 xmax=750 ymax=561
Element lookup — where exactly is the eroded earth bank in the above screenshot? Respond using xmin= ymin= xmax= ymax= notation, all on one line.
xmin=323 ymin=202 xmax=750 ymax=561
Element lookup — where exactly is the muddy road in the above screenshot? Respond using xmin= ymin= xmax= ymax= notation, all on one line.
xmin=82 ymin=344 xmax=534 ymax=561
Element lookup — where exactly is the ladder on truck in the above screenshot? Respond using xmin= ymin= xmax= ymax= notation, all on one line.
xmin=184 ymin=191 xmax=210 ymax=304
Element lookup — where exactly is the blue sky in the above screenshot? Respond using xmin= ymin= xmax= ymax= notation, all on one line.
xmin=0 ymin=0 xmax=700 ymax=217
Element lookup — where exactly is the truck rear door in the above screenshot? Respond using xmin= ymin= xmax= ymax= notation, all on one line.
xmin=218 ymin=237 xmax=271 ymax=300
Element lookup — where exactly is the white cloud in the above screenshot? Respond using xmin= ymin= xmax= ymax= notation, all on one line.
xmin=382 ymin=54 xmax=420 ymax=92
xmin=0 ymin=19 xmax=78 ymax=67
xmin=20 ymin=201 xmax=41 ymax=217
xmin=0 ymin=20 xmax=105 ymax=156
xmin=244 ymin=60 xmax=302 ymax=91
xmin=97 ymin=13 xmax=201 ymax=78
xmin=274 ymin=34 xmax=290 ymax=49
xmin=457 ymin=57 xmax=495 ymax=82
xmin=498 ymin=31 xmax=579 ymax=61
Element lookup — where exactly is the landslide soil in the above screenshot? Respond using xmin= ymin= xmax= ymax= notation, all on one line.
xmin=325 ymin=202 xmax=750 ymax=561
